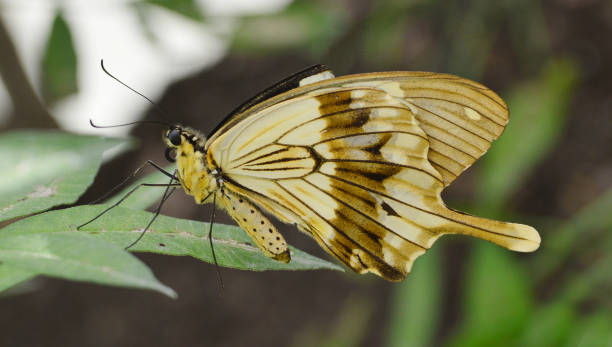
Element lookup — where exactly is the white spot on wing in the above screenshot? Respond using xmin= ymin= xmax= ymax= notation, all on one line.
xmin=350 ymin=101 xmax=367 ymax=109
xmin=352 ymin=90 xmax=367 ymax=98
xmin=299 ymin=70 xmax=336 ymax=86
xmin=346 ymin=134 xmax=378 ymax=147
xmin=378 ymin=81 xmax=404 ymax=97
xmin=464 ymin=107 xmax=481 ymax=120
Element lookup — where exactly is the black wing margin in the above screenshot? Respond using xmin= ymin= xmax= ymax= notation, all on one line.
xmin=206 ymin=64 xmax=331 ymax=139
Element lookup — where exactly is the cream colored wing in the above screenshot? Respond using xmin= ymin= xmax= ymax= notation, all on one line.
xmin=207 ymin=71 xmax=508 ymax=186
xmin=207 ymin=83 xmax=539 ymax=281
xmin=338 ymin=72 xmax=508 ymax=185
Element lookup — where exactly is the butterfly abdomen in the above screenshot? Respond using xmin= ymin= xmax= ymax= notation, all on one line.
xmin=221 ymin=190 xmax=291 ymax=263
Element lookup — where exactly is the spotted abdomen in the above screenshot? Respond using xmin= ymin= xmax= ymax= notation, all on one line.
xmin=221 ymin=190 xmax=291 ymax=263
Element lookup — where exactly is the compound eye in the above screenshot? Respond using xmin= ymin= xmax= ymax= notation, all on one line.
xmin=168 ymin=129 xmax=181 ymax=146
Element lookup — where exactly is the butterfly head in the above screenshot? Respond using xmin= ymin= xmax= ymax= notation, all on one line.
xmin=163 ymin=125 xmax=207 ymax=162
xmin=163 ymin=125 xmax=217 ymax=203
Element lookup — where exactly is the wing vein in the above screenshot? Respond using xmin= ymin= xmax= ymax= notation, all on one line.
xmin=407 ymin=95 xmax=506 ymax=126
xmin=402 ymin=78 xmax=507 ymax=108
xmin=312 ymin=130 xmax=427 ymax=146
xmin=409 ymin=102 xmax=497 ymax=141
xmin=319 ymin=172 xmax=532 ymax=241
xmin=275 ymin=106 xmax=415 ymax=143
xmin=427 ymin=134 xmax=479 ymax=159
xmin=325 ymin=159 xmax=443 ymax=184
xmin=302 ymin=178 xmax=427 ymax=250
xmin=274 ymin=181 xmax=394 ymax=269
xmin=231 ymin=146 xmax=291 ymax=168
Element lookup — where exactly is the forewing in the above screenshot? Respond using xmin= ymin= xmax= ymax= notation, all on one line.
xmin=339 ymin=72 xmax=509 ymax=185
xmin=207 ymin=71 xmax=509 ymax=186
xmin=210 ymin=87 xmax=446 ymax=280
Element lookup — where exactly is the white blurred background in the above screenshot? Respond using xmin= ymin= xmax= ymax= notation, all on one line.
xmin=0 ymin=0 xmax=290 ymax=136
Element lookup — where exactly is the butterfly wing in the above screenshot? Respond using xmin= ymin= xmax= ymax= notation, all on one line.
xmin=208 ymin=71 xmax=508 ymax=186
xmin=337 ymin=72 xmax=508 ymax=185
xmin=207 ymin=75 xmax=539 ymax=280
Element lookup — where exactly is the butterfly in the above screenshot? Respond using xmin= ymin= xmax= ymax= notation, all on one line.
xmin=88 ymin=64 xmax=541 ymax=281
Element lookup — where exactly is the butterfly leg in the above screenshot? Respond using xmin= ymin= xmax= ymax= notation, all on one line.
xmin=89 ymin=160 xmax=176 ymax=205
xmin=124 ymin=176 xmax=178 ymax=249
xmin=221 ymin=190 xmax=291 ymax=263
xmin=77 ymin=181 xmax=181 ymax=230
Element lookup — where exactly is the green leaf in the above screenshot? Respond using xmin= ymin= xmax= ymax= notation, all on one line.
xmin=0 ymin=131 xmax=131 ymax=223
xmin=41 ymin=10 xmax=78 ymax=102
xmin=0 ymin=264 xmax=36 ymax=292
xmin=564 ymin=311 xmax=612 ymax=347
xmin=4 ymin=205 xmax=343 ymax=273
xmin=0 ymin=231 xmax=175 ymax=298
xmin=477 ymin=59 xmax=578 ymax=214
xmin=447 ymin=243 xmax=532 ymax=347
xmin=387 ymin=246 xmax=442 ymax=347
xmin=104 ymin=164 xmax=177 ymax=210
xmin=518 ymin=301 xmax=575 ymax=347
xmin=143 ymin=0 xmax=205 ymax=22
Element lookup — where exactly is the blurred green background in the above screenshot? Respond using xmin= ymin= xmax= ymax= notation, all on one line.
xmin=1 ymin=0 xmax=611 ymax=346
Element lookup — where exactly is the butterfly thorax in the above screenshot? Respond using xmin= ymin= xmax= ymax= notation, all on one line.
xmin=164 ymin=127 xmax=219 ymax=204
xmin=163 ymin=125 xmax=291 ymax=262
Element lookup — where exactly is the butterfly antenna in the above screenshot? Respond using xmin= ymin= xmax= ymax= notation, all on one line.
xmin=100 ymin=59 xmax=171 ymax=121
xmin=89 ymin=118 xmax=171 ymax=129
xmin=208 ymin=192 xmax=225 ymax=290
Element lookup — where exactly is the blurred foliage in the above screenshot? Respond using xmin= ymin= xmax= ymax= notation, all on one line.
xmin=291 ymin=294 xmax=373 ymax=347
xmin=477 ymin=59 xmax=579 ymax=215
xmin=231 ymin=0 xmax=348 ymax=58
xmin=41 ymin=10 xmax=78 ymax=103
xmin=535 ymin=185 xmax=612 ymax=281
xmin=447 ymin=242 xmax=533 ymax=347
xmin=387 ymin=246 xmax=442 ymax=347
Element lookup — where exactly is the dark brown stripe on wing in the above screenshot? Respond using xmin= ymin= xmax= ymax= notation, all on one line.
xmin=315 ymin=90 xmax=354 ymax=115
xmin=327 ymin=160 xmax=442 ymax=184
xmin=318 ymin=172 xmax=532 ymax=242
xmin=303 ymin=177 xmax=428 ymax=250
xmin=275 ymin=180 xmax=404 ymax=279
